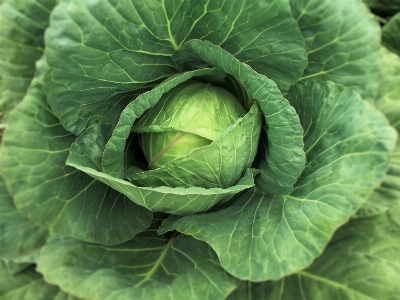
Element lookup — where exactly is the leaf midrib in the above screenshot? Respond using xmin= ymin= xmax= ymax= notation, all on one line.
xmin=297 ymin=271 xmax=376 ymax=300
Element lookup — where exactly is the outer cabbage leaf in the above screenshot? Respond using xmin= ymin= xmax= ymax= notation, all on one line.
xmin=358 ymin=47 xmax=400 ymax=217
xmin=173 ymin=39 xmax=306 ymax=195
xmin=53 ymin=291 xmax=83 ymax=300
xmin=0 ymin=174 xmax=47 ymax=265
xmin=258 ymin=205 xmax=400 ymax=300
xmin=44 ymin=0 xmax=306 ymax=135
xmin=160 ymin=81 xmax=397 ymax=281
xmin=0 ymin=0 xmax=57 ymax=119
xmin=0 ymin=260 xmax=82 ymax=299
xmin=227 ymin=206 xmax=400 ymax=300
xmin=179 ymin=0 xmax=307 ymax=92
xmin=0 ymin=261 xmax=62 ymax=300
xmin=1 ymin=59 xmax=152 ymax=245
xmin=290 ymin=0 xmax=381 ymax=100
xmin=36 ymin=232 xmax=239 ymax=300
xmin=67 ymin=68 xmax=256 ymax=215
xmin=374 ymin=47 xmax=400 ymax=131
xmin=1 ymin=261 xmax=31 ymax=276
xmin=382 ymin=12 xmax=400 ymax=56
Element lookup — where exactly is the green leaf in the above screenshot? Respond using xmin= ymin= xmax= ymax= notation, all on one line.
xmin=52 ymin=290 xmax=82 ymax=300
xmin=363 ymin=0 xmax=400 ymax=16
xmin=179 ymin=0 xmax=308 ymax=92
xmin=1 ymin=260 xmax=32 ymax=276
xmin=173 ymin=39 xmax=306 ymax=195
xmin=0 ymin=261 xmax=59 ymax=300
xmin=358 ymin=140 xmax=400 ymax=218
xmin=358 ymin=47 xmax=400 ymax=217
xmin=36 ymin=233 xmax=240 ymax=300
xmin=382 ymin=13 xmax=400 ymax=56
xmin=0 ymin=0 xmax=56 ymax=119
xmin=226 ymin=281 xmax=270 ymax=300
xmin=67 ymin=67 xmax=255 ymax=215
xmin=159 ymin=81 xmax=397 ymax=281
xmin=375 ymin=47 xmax=400 ymax=132
xmin=291 ymin=0 xmax=381 ymax=100
xmin=68 ymin=151 xmax=256 ymax=215
xmin=0 ymin=174 xmax=48 ymax=263
xmin=262 ymin=205 xmax=400 ymax=300
xmin=1 ymin=58 xmax=152 ymax=245
xmin=53 ymin=291 xmax=83 ymax=300
xmin=44 ymin=0 xmax=306 ymax=135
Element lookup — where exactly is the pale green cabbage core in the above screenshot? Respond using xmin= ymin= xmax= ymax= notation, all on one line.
xmin=141 ymin=131 xmax=211 ymax=169
xmin=136 ymin=81 xmax=246 ymax=169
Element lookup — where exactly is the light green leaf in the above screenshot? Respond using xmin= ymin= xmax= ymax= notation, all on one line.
xmin=53 ymin=291 xmax=82 ymax=300
xmin=1 ymin=58 xmax=152 ymax=245
xmin=262 ymin=205 xmax=400 ymax=300
xmin=159 ymin=81 xmax=397 ymax=281
xmin=383 ymin=13 xmax=400 ymax=56
xmin=291 ymin=0 xmax=381 ymax=100
xmin=137 ymin=130 xmax=213 ymax=170
xmin=226 ymin=281 xmax=270 ymax=300
xmin=0 ymin=173 xmax=48 ymax=263
xmin=0 ymin=261 xmax=59 ymax=300
xmin=0 ymin=0 xmax=56 ymax=119
xmin=44 ymin=0 xmax=306 ymax=135
xmin=375 ymin=47 xmax=400 ymax=130
xmin=132 ymin=80 xmax=246 ymax=141
xmin=358 ymin=47 xmax=400 ymax=217
xmin=129 ymin=102 xmax=261 ymax=189
xmin=37 ymin=233 xmax=239 ymax=300
xmin=358 ymin=140 xmax=400 ymax=217
xmin=173 ymin=39 xmax=306 ymax=195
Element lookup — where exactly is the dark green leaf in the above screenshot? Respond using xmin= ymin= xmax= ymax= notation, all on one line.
xmin=1 ymin=59 xmax=152 ymax=245
xmin=382 ymin=13 xmax=400 ymax=56
xmin=37 ymin=233 xmax=239 ymax=300
xmin=1 ymin=260 xmax=32 ymax=276
xmin=0 ymin=261 xmax=59 ymax=300
xmin=363 ymin=0 xmax=400 ymax=16
xmin=44 ymin=0 xmax=306 ymax=135
xmin=0 ymin=0 xmax=56 ymax=119
xmin=262 ymin=205 xmax=400 ymax=300
xmin=291 ymin=0 xmax=381 ymax=100
xmin=0 ymin=173 xmax=48 ymax=263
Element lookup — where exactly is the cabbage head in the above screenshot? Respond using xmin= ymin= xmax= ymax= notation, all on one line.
xmin=0 ymin=0 xmax=399 ymax=299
